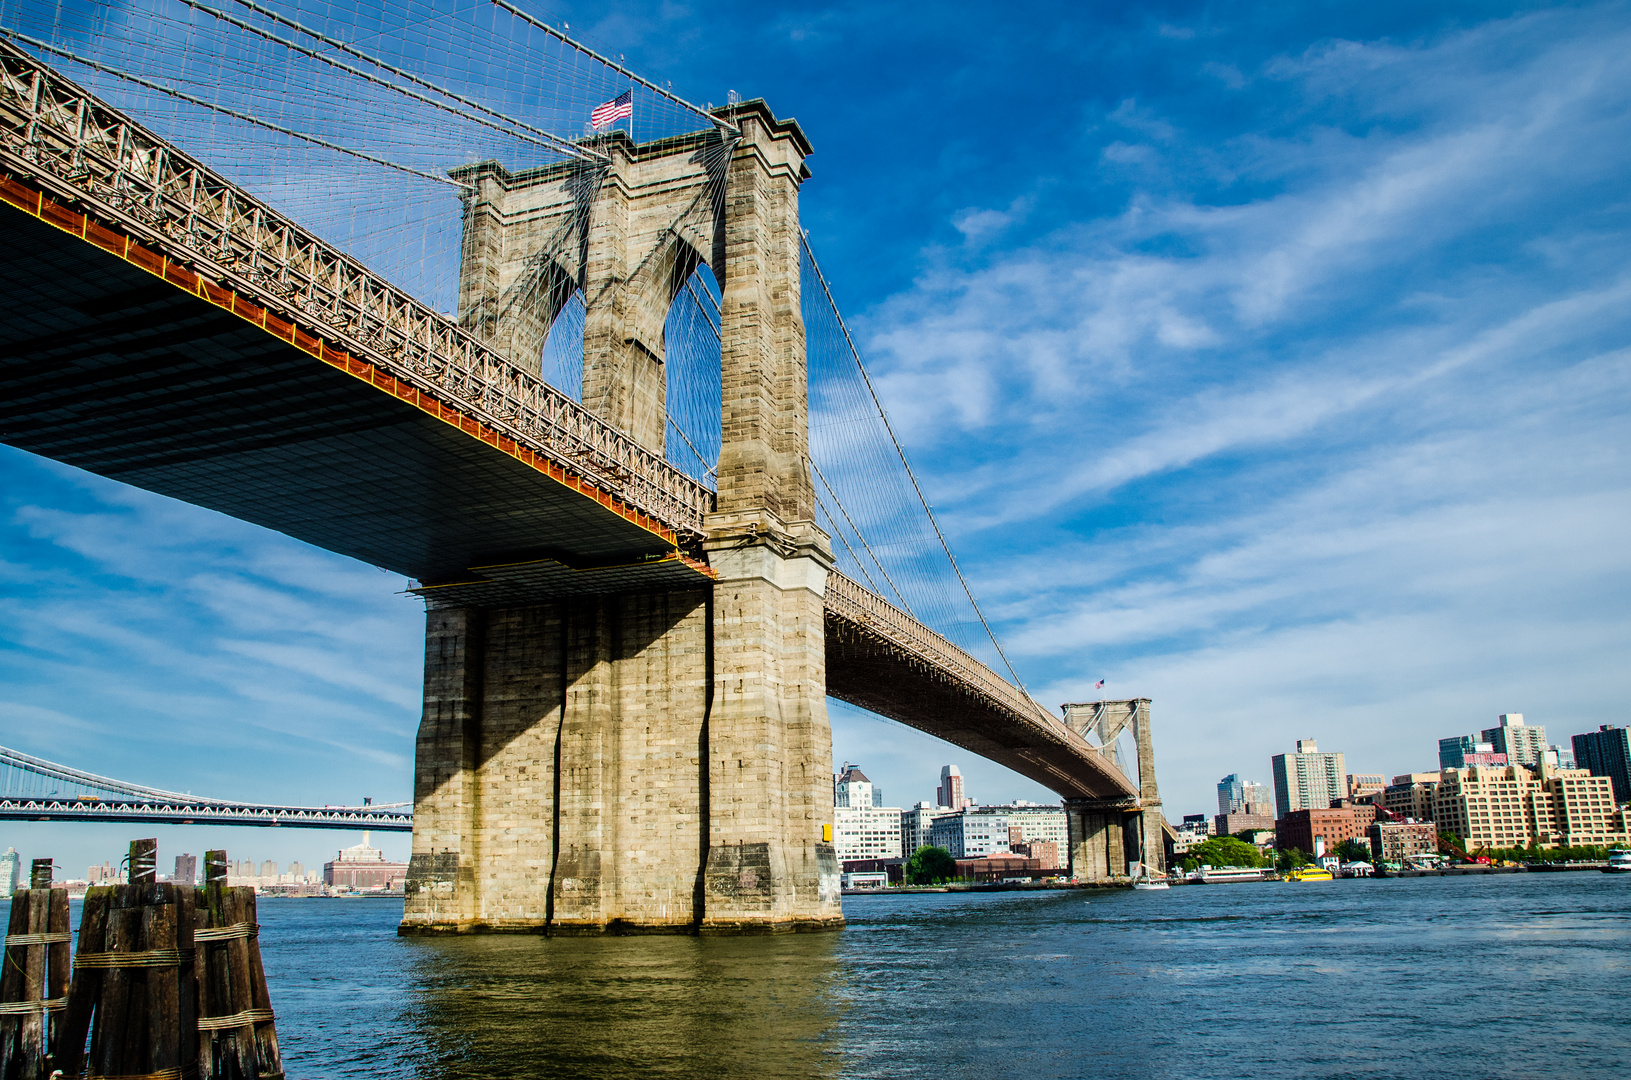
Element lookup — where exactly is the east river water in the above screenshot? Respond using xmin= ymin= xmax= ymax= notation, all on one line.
xmin=42 ymin=873 xmax=1631 ymax=1077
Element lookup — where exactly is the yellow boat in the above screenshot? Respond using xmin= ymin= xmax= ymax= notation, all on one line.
xmin=1284 ymin=866 xmax=1334 ymax=882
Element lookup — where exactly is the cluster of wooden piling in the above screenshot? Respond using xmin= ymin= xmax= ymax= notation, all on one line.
xmin=0 ymin=842 xmax=283 ymax=1080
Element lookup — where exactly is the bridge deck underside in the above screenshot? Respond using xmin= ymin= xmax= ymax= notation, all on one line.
xmin=825 ymin=614 xmax=1134 ymax=800
xmin=0 ymin=201 xmax=693 ymax=587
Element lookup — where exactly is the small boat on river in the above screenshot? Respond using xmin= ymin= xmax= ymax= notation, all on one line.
xmin=1603 ymin=850 xmax=1631 ymax=874
xmin=1283 ymin=866 xmax=1334 ymax=882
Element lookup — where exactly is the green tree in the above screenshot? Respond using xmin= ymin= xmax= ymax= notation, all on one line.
xmin=905 ymin=845 xmax=957 ymax=885
xmin=1276 ymin=848 xmax=1311 ymax=871
xmin=1184 ymin=837 xmax=1265 ymax=868
xmin=1335 ymin=839 xmax=1372 ymax=863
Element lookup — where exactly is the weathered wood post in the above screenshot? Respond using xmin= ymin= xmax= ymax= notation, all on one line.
xmin=0 ymin=860 xmax=70 ymax=1080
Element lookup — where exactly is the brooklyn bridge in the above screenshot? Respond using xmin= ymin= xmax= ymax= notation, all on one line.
xmin=0 ymin=0 xmax=1166 ymax=933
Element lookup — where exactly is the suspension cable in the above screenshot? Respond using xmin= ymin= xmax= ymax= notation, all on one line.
xmin=223 ymin=0 xmax=595 ymax=161
xmin=2 ymin=31 xmax=469 ymax=189
xmin=489 ymin=0 xmax=738 ymax=135
xmin=810 ymin=458 xmax=919 ymax=619
xmin=800 ymin=235 xmax=1037 ymax=704
xmin=815 ymin=493 xmax=885 ymax=597
xmin=176 ymin=0 xmax=600 ymax=162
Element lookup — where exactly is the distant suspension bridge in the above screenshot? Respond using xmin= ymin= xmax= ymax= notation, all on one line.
xmin=0 ymin=744 xmax=412 ymax=831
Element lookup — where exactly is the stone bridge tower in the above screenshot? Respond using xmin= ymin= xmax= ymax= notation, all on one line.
xmin=400 ymin=101 xmax=842 ymax=934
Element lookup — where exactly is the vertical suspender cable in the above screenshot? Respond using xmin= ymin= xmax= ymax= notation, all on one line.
xmin=801 ymin=235 xmax=1038 ymax=709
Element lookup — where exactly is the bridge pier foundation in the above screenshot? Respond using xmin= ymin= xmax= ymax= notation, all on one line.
xmin=400 ymin=541 xmax=841 ymax=935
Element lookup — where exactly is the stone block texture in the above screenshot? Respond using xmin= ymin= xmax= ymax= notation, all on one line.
xmin=405 ymin=101 xmax=841 ymax=934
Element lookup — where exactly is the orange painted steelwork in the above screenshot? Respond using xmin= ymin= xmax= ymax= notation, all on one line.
xmin=0 ymin=172 xmax=711 ymax=577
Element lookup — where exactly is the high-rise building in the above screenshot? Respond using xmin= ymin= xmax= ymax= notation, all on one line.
xmin=936 ymin=765 xmax=966 ymax=810
xmin=1435 ymin=764 xmax=1631 ymax=849
xmin=1271 ymin=739 xmax=1348 ymax=818
xmin=1244 ymin=782 xmax=1273 ymax=816
xmin=1480 ymin=714 xmax=1547 ymax=768
xmin=1439 ymin=735 xmax=1506 ymax=770
xmin=259 ymin=859 xmax=279 ymax=880
xmin=173 ymin=853 xmax=197 ymax=886
xmin=0 ymin=848 xmax=19 ymax=895
xmin=1217 ymin=774 xmax=1246 ymax=816
xmin=1571 ymin=725 xmax=1631 ymax=804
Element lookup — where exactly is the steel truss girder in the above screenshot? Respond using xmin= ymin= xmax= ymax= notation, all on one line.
xmin=0 ymin=40 xmax=713 ymax=540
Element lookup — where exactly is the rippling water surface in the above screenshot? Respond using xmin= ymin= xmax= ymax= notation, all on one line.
xmin=80 ymin=874 xmax=1631 ymax=1077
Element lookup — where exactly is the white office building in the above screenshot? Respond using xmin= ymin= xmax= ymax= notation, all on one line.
xmin=834 ymin=805 xmax=904 ymax=862
xmin=930 ymin=809 xmax=1011 ymax=858
xmin=981 ymin=803 xmax=1068 ymax=851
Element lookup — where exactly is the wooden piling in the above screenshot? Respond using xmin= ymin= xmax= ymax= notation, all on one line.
xmin=0 ymin=863 xmax=71 ymax=1080
xmin=50 ymin=843 xmax=284 ymax=1080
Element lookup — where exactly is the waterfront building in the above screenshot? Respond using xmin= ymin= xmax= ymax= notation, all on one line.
xmin=1272 ymin=740 xmax=1348 ymax=818
xmin=0 ymin=848 xmax=18 ymax=894
xmin=1434 ymin=765 xmax=1630 ymax=850
xmin=900 ymin=802 xmax=944 ymax=856
xmin=936 ymin=765 xmax=967 ymax=810
xmin=323 ymin=834 xmax=409 ymax=891
xmin=1276 ymin=805 xmax=1377 ymax=856
xmin=954 ymin=854 xmax=1051 ymax=882
xmin=1010 ymin=840 xmax=1060 ymax=868
xmin=1215 ymin=812 xmax=1276 ymax=837
xmin=982 ymin=803 xmax=1068 ymax=852
xmin=1571 ymin=725 xmax=1631 ymax=804
xmin=1480 ymin=714 xmax=1547 ymax=768
xmin=1347 ymin=774 xmax=1386 ymax=800
xmin=930 ymin=810 xmax=1011 ymax=858
xmin=1173 ymin=814 xmax=1213 ymax=851
xmin=835 ymin=803 xmax=904 ymax=861
xmin=173 ymin=853 xmax=197 ymax=886
xmin=1369 ymin=820 xmax=1437 ymax=863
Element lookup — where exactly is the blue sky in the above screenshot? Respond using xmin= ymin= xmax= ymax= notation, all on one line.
xmin=5 ymin=0 xmax=1631 ymax=871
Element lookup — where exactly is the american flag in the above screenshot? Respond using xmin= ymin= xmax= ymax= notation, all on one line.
xmin=591 ymin=90 xmax=633 ymax=130
xmin=1095 ymin=679 xmax=1105 ymax=689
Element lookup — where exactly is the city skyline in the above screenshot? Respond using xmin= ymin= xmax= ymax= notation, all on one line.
xmin=5 ymin=2 xmax=1631 ymax=829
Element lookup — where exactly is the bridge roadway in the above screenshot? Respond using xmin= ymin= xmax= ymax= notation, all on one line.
xmin=0 ymin=40 xmax=1135 ymax=804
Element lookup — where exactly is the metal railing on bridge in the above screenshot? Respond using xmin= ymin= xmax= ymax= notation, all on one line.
xmin=0 ymin=744 xmax=412 ymax=831
xmin=0 ymin=37 xmax=714 ymax=541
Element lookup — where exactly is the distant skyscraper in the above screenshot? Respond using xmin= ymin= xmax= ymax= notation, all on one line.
xmin=259 ymin=859 xmax=278 ymax=880
xmin=173 ymin=853 xmax=197 ymax=886
xmin=1572 ymin=725 xmax=1631 ymax=804
xmin=1271 ymin=739 xmax=1348 ymax=818
xmin=0 ymin=848 xmax=18 ymax=895
xmin=936 ymin=765 xmax=965 ymax=810
xmin=1217 ymin=774 xmax=1246 ymax=817
xmin=1480 ymin=714 xmax=1547 ymax=768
